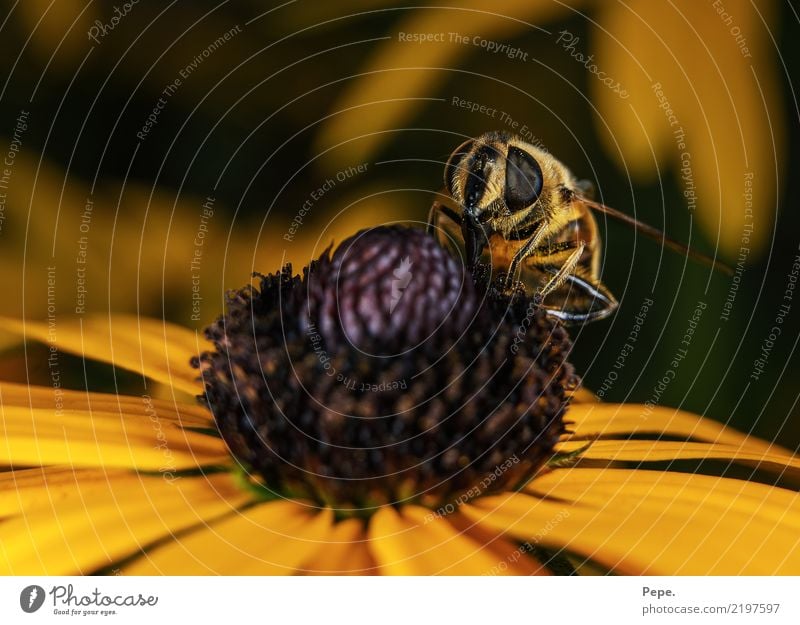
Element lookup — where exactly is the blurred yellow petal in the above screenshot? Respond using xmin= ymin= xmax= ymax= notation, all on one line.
xmin=0 ymin=473 xmax=250 ymax=575
xmin=465 ymin=468 xmax=800 ymax=574
xmin=0 ymin=153 xmax=190 ymax=320
xmin=369 ymin=504 xmax=547 ymax=575
xmin=122 ymin=502 xmax=333 ymax=575
xmin=593 ymin=0 xmax=783 ymax=254
xmin=302 ymin=518 xmax=378 ymax=575
xmin=1 ymin=315 xmax=204 ymax=395
xmin=589 ymin=1 xmax=673 ymax=176
xmin=567 ymin=403 xmax=791 ymax=457
xmin=316 ymin=0 xmax=582 ymax=166
xmin=0 ymin=149 xmax=411 ymax=327
xmin=557 ymin=439 xmax=800 ymax=478
xmin=15 ymin=0 xmax=97 ymax=67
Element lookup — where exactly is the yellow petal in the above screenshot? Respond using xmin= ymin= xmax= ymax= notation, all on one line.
xmin=1 ymin=315 xmax=204 ymax=395
xmin=568 ymin=387 xmax=598 ymax=403
xmin=369 ymin=505 xmax=548 ymax=575
xmin=0 ymin=466 xmax=130 ymax=517
xmin=593 ymin=0 xmax=783 ymax=254
xmin=465 ymin=468 xmax=800 ymax=574
xmin=122 ymin=501 xmax=333 ymax=575
xmin=302 ymin=518 xmax=378 ymax=575
xmin=566 ymin=403 xmax=792 ymax=457
xmin=0 ymin=473 xmax=250 ymax=575
xmin=557 ymin=439 xmax=800 ymax=478
xmin=0 ymin=380 xmax=211 ymax=427
xmin=0 ymin=403 xmax=227 ymax=470
xmin=532 ymin=468 xmax=800 ymax=514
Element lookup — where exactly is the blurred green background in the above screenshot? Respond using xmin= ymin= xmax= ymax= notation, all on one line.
xmin=0 ymin=0 xmax=797 ymax=448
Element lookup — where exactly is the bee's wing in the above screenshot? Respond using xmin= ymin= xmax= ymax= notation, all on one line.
xmin=522 ymin=264 xmax=618 ymax=325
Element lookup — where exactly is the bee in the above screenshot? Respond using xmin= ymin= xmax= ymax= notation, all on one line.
xmin=428 ymin=131 xmax=731 ymax=324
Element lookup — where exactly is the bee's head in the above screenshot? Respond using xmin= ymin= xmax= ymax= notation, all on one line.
xmin=444 ymin=132 xmax=548 ymax=226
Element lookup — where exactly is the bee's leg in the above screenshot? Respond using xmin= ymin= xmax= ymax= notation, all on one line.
xmin=556 ymin=269 xmax=618 ymax=323
xmin=535 ymin=242 xmax=586 ymax=304
xmin=426 ymin=201 xmax=437 ymax=235
xmin=503 ymin=227 xmax=548 ymax=289
xmin=461 ymin=213 xmax=487 ymax=269
xmin=426 ymin=200 xmax=462 ymax=235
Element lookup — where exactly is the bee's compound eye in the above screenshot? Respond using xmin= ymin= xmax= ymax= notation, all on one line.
xmin=444 ymin=139 xmax=474 ymax=198
xmin=504 ymin=146 xmax=543 ymax=212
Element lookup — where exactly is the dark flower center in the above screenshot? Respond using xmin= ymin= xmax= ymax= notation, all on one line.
xmin=193 ymin=226 xmax=577 ymax=515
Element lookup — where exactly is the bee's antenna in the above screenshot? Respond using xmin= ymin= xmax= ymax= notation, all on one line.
xmin=581 ymin=197 xmax=734 ymax=276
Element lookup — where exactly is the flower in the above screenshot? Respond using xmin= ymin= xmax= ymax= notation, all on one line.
xmin=195 ymin=226 xmax=573 ymax=514
xmin=1 ymin=225 xmax=799 ymax=575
